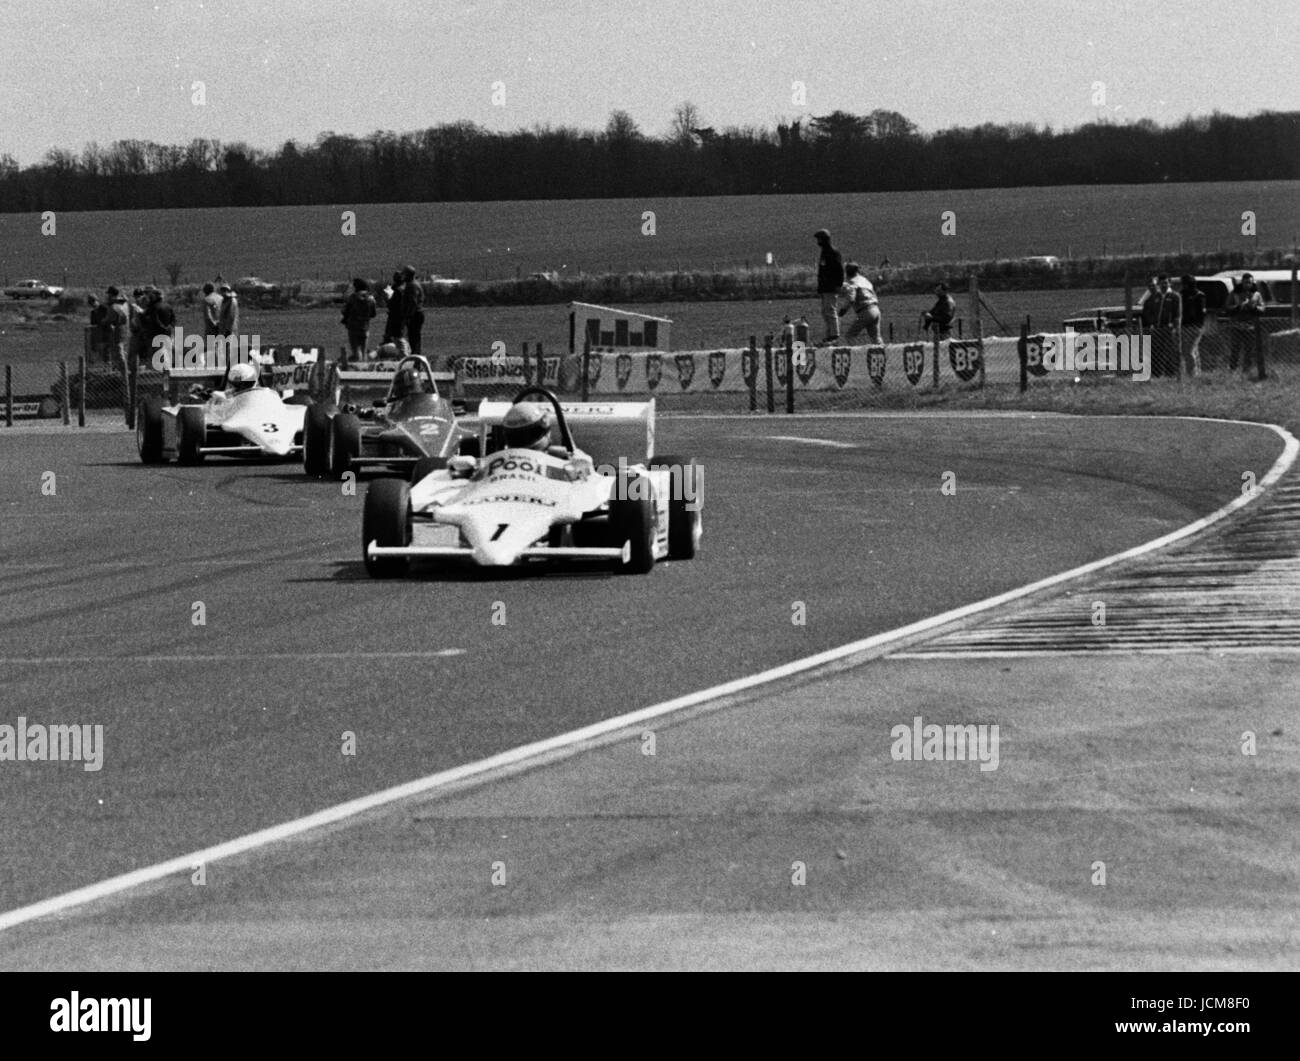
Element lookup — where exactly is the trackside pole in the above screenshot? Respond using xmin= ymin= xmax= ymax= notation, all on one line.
xmin=931 ymin=330 xmax=940 ymax=389
xmin=1255 ymin=318 xmax=1267 ymax=381
xmin=1291 ymin=264 xmax=1298 ymax=330
xmin=748 ymin=335 xmax=757 ymax=412
xmin=1123 ymin=270 xmax=1133 ymax=334
xmin=4 ymin=365 xmax=11 ymax=427
xmin=581 ymin=336 xmax=590 ymax=401
xmin=535 ymin=341 xmax=544 ymax=389
xmin=763 ymin=334 xmax=775 ymax=414
xmin=521 ymin=341 xmax=530 ymax=384
xmin=784 ymin=333 xmax=794 ymax=414
xmin=970 ymin=274 xmax=985 ymax=388
xmin=59 ymin=362 xmax=70 ymax=426
xmin=126 ymin=352 xmax=138 ymax=430
xmin=1019 ymin=318 xmax=1029 ymax=393
xmin=78 ymin=355 xmax=86 ymax=427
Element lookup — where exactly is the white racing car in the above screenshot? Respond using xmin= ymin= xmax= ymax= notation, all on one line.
xmin=362 ymin=387 xmax=701 ymax=576
xmin=137 ymin=349 xmax=319 ymax=464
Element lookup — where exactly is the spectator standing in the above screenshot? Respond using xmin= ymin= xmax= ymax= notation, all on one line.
xmin=201 ymin=282 xmax=222 ymax=338
xmin=127 ymin=288 xmax=150 ymax=372
xmin=217 ymin=283 xmax=240 ymax=338
xmin=922 ymin=283 xmax=957 ymax=339
xmin=837 ymin=262 xmax=883 ymax=343
xmin=1226 ymin=273 xmax=1265 ymax=372
xmin=402 ymin=265 xmax=425 ymax=357
xmin=1178 ymin=274 xmax=1207 ymax=376
xmin=814 ymin=229 xmax=844 ymax=344
xmin=1141 ymin=274 xmax=1181 ymax=377
xmin=86 ymin=296 xmax=109 ymax=362
xmin=341 ymin=278 xmax=377 ymax=363
xmin=383 ymin=271 xmax=405 ymax=344
xmin=103 ymin=287 xmax=131 ymax=367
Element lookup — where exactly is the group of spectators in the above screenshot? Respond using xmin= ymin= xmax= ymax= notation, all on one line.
xmin=1138 ymin=272 xmax=1265 ymax=377
xmin=813 ymin=228 xmax=956 ymax=345
xmin=87 ymin=279 xmax=239 ymax=368
xmin=340 ymin=265 xmax=425 ymax=362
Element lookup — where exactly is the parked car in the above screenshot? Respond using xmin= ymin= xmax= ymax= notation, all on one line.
xmin=233 ymin=276 xmax=281 ymax=298
xmin=4 ymin=279 xmax=63 ymax=299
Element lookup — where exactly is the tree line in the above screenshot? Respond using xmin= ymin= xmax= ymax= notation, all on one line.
xmin=1 ymin=107 xmax=1296 ymax=212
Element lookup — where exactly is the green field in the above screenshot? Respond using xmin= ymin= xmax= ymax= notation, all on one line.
xmin=1 ymin=182 xmax=1296 ymax=291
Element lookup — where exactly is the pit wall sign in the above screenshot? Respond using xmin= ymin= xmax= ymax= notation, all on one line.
xmin=556 ymin=340 xmax=1010 ymax=394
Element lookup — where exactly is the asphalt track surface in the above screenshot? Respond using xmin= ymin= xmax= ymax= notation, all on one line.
xmin=0 ymin=414 xmax=1285 ymax=919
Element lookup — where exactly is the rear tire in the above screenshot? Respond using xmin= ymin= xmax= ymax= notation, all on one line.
xmin=363 ymin=478 xmax=411 ymax=578
xmin=303 ymin=405 xmax=332 ymax=477
xmin=330 ymin=413 xmax=361 ymax=480
xmin=648 ymin=454 xmax=702 ymax=560
xmin=177 ymin=406 xmax=206 ymax=464
xmin=608 ymin=475 xmax=656 ymax=575
xmin=137 ymin=398 xmax=165 ymax=463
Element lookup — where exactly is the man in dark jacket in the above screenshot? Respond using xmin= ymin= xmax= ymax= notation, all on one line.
xmin=383 ymin=271 xmax=405 ymax=344
xmin=1141 ymin=274 xmax=1181 ymax=377
xmin=340 ymin=278 xmax=377 ymax=363
xmin=922 ymin=283 xmax=957 ymax=339
xmin=401 ymin=265 xmax=425 ymax=357
xmin=1178 ymin=275 xmax=1206 ymax=376
xmin=103 ymin=287 xmax=131 ymax=367
xmin=814 ymin=229 xmax=845 ymax=344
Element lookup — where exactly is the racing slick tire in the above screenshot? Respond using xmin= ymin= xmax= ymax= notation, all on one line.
xmin=608 ymin=475 xmax=656 ymax=575
xmin=410 ymin=456 xmax=447 ymax=484
xmin=137 ymin=398 xmax=166 ymax=464
xmin=330 ymin=413 xmax=362 ymax=480
xmin=363 ymin=478 xmax=411 ymax=578
xmin=303 ymin=405 xmax=333 ymax=477
xmin=648 ymin=454 xmax=702 ymax=560
xmin=177 ymin=406 xmax=206 ymax=465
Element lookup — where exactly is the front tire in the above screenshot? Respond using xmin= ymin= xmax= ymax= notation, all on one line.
xmin=648 ymin=454 xmax=702 ymax=560
xmin=330 ymin=413 xmax=361 ymax=480
xmin=137 ymin=398 xmax=165 ymax=463
xmin=608 ymin=475 xmax=656 ymax=575
xmin=303 ymin=405 xmax=332 ymax=477
xmin=363 ymin=478 xmax=411 ymax=578
xmin=177 ymin=407 xmax=206 ymax=464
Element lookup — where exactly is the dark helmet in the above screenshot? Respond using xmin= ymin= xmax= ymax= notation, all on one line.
xmin=391 ymin=367 xmax=424 ymax=399
xmin=502 ymin=401 xmax=552 ymax=450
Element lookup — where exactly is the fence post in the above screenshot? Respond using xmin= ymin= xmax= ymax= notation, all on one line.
xmin=60 ymin=361 xmax=70 ymax=426
xmin=763 ymin=334 xmax=775 ymax=414
xmin=970 ymin=274 xmax=984 ymax=388
xmin=1123 ymin=270 xmax=1133 ymax=334
xmin=1019 ymin=318 xmax=1029 ymax=393
xmin=1255 ymin=318 xmax=1266 ymax=381
xmin=748 ymin=335 xmax=757 ymax=413
xmin=4 ymin=364 xmax=11 ymax=427
xmin=581 ymin=336 xmax=590 ymax=401
xmin=536 ymin=341 xmax=544 ymax=389
xmin=521 ymin=341 xmax=530 ymax=384
xmin=888 ymin=321 xmax=894 ymax=343
xmin=931 ymin=330 xmax=940 ymax=389
xmin=784 ymin=333 xmax=795 ymax=414
xmin=78 ymin=354 xmax=86 ymax=427
xmin=1291 ymin=263 xmax=1297 ymax=330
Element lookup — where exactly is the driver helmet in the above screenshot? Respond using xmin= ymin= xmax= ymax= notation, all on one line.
xmin=391 ymin=367 xmax=424 ymax=399
xmin=227 ymin=362 xmax=258 ymax=393
xmin=502 ymin=401 xmax=552 ymax=450
xmin=378 ymin=342 xmax=399 ymax=359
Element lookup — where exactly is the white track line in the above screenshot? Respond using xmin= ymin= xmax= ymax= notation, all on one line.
xmin=763 ymin=435 xmax=859 ymax=448
xmin=0 ymin=650 xmax=466 ymax=665
xmin=0 ymin=416 xmax=1294 ymax=934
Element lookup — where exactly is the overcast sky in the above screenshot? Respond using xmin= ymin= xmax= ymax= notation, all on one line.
xmin=2 ymin=0 xmax=1297 ymax=166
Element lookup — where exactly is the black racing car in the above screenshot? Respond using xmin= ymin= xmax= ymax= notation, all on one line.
xmin=302 ymin=355 xmax=477 ymax=480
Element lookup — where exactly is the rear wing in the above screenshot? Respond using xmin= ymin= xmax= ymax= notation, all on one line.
xmin=332 ymin=360 xmax=462 ymax=409
xmin=163 ymin=344 xmax=321 ymax=399
xmin=476 ymin=399 xmax=655 ymax=465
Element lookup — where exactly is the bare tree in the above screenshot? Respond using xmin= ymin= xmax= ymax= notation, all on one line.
xmin=671 ymin=101 xmax=701 ymax=144
xmin=165 ymin=261 xmax=183 ymax=286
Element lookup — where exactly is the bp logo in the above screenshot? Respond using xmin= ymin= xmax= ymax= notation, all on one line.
xmin=774 ymin=346 xmax=789 ymax=386
xmin=708 ymin=351 xmax=727 ymax=388
xmin=1023 ymin=334 xmax=1048 ymax=377
xmin=832 ymin=347 xmax=852 ymax=388
xmin=866 ymin=345 xmax=886 ymax=387
xmin=675 ymin=354 xmax=696 ymax=390
xmin=902 ymin=343 xmax=926 ymax=386
xmin=948 ymin=340 xmax=981 ymax=382
xmin=615 ymin=353 xmax=633 ymax=390
xmin=585 ymin=352 xmax=603 ymax=387
xmin=793 ymin=344 xmax=816 ymax=385
xmin=645 ymin=354 xmax=662 ymax=390
xmin=741 ymin=347 xmax=758 ymax=389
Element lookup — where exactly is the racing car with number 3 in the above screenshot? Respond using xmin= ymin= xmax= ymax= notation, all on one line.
xmin=362 ymin=387 xmax=701 ymax=576
xmin=136 ymin=348 xmax=318 ymax=464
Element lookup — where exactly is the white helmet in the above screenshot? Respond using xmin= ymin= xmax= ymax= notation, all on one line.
xmin=502 ymin=401 xmax=552 ymax=450
xmin=228 ymin=362 xmax=258 ymax=393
